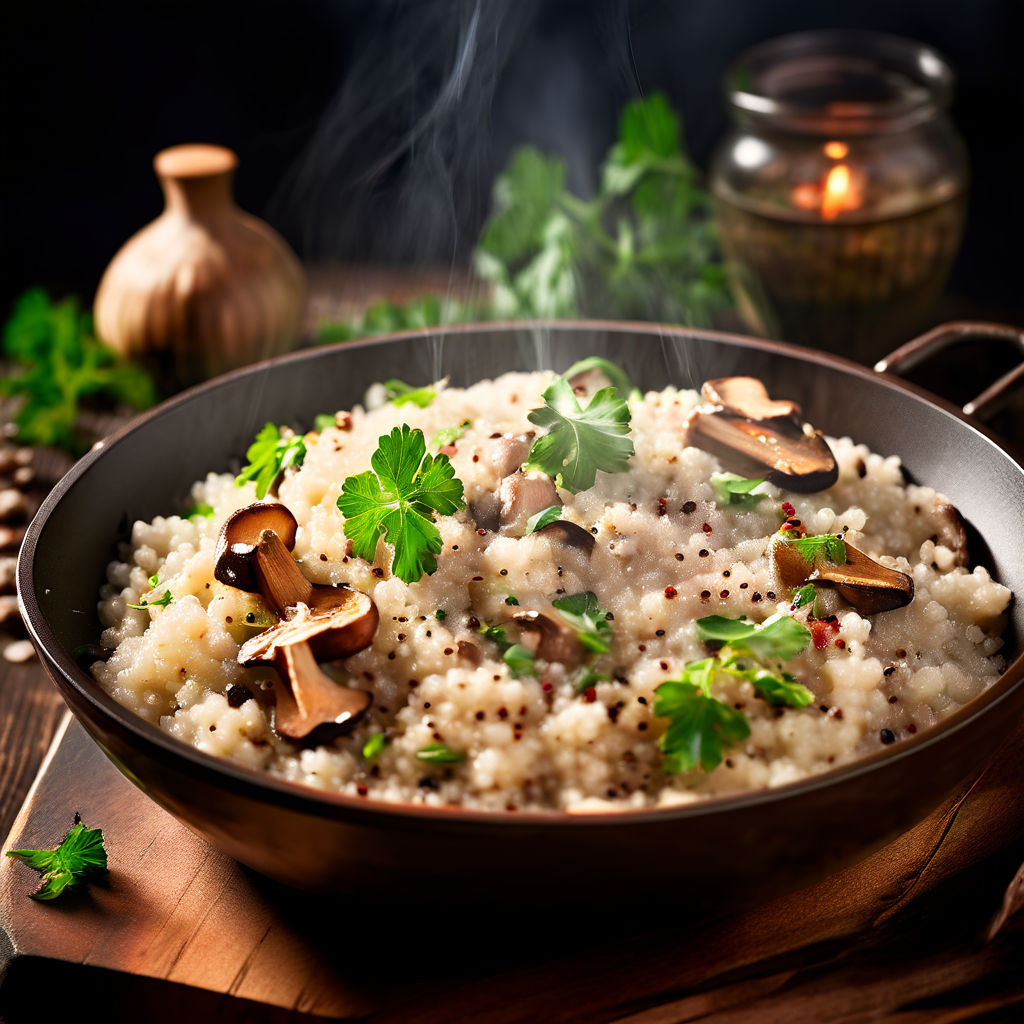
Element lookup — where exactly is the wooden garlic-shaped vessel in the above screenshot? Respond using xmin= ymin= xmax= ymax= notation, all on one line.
xmin=94 ymin=144 xmax=305 ymax=391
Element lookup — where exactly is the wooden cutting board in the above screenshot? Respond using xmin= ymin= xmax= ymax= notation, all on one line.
xmin=2 ymin=714 xmax=1024 ymax=1024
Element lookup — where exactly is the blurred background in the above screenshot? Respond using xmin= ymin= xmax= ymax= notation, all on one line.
xmin=4 ymin=0 xmax=1022 ymax=324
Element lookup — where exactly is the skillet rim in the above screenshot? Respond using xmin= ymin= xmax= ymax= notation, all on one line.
xmin=17 ymin=318 xmax=1024 ymax=829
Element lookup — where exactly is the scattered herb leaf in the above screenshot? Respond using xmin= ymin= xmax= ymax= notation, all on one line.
xmin=526 ymin=505 xmax=563 ymax=533
xmin=525 ymin=377 xmax=633 ymax=493
xmin=504 ymin=595 xmax=520 ymax=606
xmin=314 ymin=413 xmax=336 ymax=432
xmin=792 ymin=583 xmax=817 ymax=609
xmin=337 ymin=425 xmax=466 ymax=584
xmin=147 ymin=573 xmax=160 ymax=587
xmin=434 ymin=608 xmax=447 ymax=621
xmin=736 ymin=665 xmax=814 ymax=708
xmin=0 ymin=290 xmax=157 ymax=452
xmin=783 ymin=533 xmax=848 ymax=566
xmin=384 ymin=379 xmax=437 ymax=409
xmin=235 ymin=423 xmax=307 ymax=500
xmin=184 ymin=501 xmax=215 ymax=522
xmin=362 ymin=733 xmax=388 ymax=762
xmin=6 ymin=814 xmax=107 ymax=901
xmin=710 ymin=472 xmax=767 ymax=509
xmin=416 ymin=742 xmax=466 ymax=764
xmin=573 ymin=666 xmax=610 ymax=693
xmin=695 ymin=613 xmax=811 ymax=663
xmin=654 ymin=660 xmax=751 ymax=773
xmin=128 ymin=589 xmax=174 ymax=611
xmin=430 ymin=420 xmax=471 ymax=452
xmin=504 ymin=644 xmax=536 ymax=677
xmin=478 ymin=623 xmax=510 ymax=650
xmin=552 ymin=591 xmax=612 ymax=654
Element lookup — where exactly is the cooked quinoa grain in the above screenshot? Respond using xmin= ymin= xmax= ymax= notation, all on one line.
xmin=92 ymin=372 xmax=1011 ymax=812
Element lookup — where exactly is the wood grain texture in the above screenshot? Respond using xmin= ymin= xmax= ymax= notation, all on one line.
xmin=2 ymin=716 xmax=1024 ymax=1023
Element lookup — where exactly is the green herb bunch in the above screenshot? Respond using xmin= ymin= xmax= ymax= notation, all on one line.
xmin=1 ymin=290 xmax=157 ymax=451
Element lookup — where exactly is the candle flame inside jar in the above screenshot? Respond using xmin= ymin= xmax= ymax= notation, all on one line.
xmin=822 ymin=164 xmax=853 ymax=219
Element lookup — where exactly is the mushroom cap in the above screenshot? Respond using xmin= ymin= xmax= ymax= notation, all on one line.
xmin=512 ymin=609 xmax=586 ymax=667
xmin=215 ymin=502 xmax=299 ymax=591
xmin=702 ymin=377 xmax=799 ymax=420
xmin=237 ymin=586 xmax=379 ymax=665
xmin=535 ymin=518 xmax=596 ymax=555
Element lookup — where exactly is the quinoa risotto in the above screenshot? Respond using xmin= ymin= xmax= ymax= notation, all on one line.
xmin=91 ymin=369 xmax=1012 ymax=812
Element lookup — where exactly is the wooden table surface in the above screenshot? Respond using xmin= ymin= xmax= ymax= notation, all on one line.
xmin=3 ymin=282 xmax=1024 ymax=1021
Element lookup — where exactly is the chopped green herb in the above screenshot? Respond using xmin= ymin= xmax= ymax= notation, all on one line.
xmin=563 ymin=357 xmax=638 ymax=399
xmin=654 ymin=660 xmax=751 ymax=774
xmin=573 ymin=666 xmax=610 ymax=693
xmin=478 ymin=623 xmax=510 ymax=650
xmin=504 ymin=595 xmax=520 ymax=606
xmin=504 ymin=644 xmax=536 ymax=678
xmin=0 ymin=289 xmax=157 ymax=453
xmin=416 ymin=742 xmax=466 ymax=764
xmin=6 ymin=814 xmax=107 ymax=901
xmin=783 ymin=533 xmax=848 ymax=566
xmin=434 ymin=608 xmax=447 ymax=622
xmin=525 ymin=377 xmax=633 ymax=493
xmin=551 ymin=591 xmax=612 ymax=654
xmin=314 ymin=413 xmax=336 ymax=432
xmin=235 ymin=423 xmax=307 ymax=500
xmin=732 ymin=664 xmax=814 ymax=708
xmin=710 ymin=472 xmax=767 ymax=509
xmin=695 ymin=613 xmax=811 ymax=663
xmin=128 ymin=589 xmax=174 ymax=611
xmin=384 ymin=379 xmax=437 ymax=408
xmin=792 ymin=583 xmax=817 ymax=609
xmin=526 ymin=505 xmax=564 ymax=533
xmin=362 ymin=733 xmax=388 ymax=762
xmin=337 ymin=425 xmax=466 ymax=584
xmin=147 ymin=573 xmax=160 ymax=587
xmin=429 ymin=420 xmax=471 ymax=452
xmin=184 ymin=501 xmax=215 ymax=522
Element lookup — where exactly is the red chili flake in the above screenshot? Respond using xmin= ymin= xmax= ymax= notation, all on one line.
xmin=810 ymin=617 xmax=841 ymax=650
xmin=439 ymin=444 xmax=458 ymax=456
xmin=782 ymin=502 xmax=796 ymax=518
xmin=835 ymin=638 xmax=846 ymax=649
xmin=584 ymin=687 xmax=597 ymax=703
xmin=657 ymin=498 xmax=667 ymax=516
xmin=664 ymin=586 xmax=678 ymax=599
xmin=356 ymin=785 xmax=369 ymax=797
xmin=476 ymin=528 xmax=487 ymax=536
xmin=542 ymin=681 xmax=553 ymax=693
xmin=702 ymin=522 xmax=713 ymax=534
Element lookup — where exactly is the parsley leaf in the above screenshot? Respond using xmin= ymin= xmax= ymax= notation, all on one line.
xmin=504 ymin=644 xmax=537 ymax=678
xmin=551 ymin=591 xmax=612 ymax=654
xmin=434 ymin=609 xmax=447 ymax=621
xmin=416 ymin=742 xmax=466 ymax=764
xmin=695 ymin=613 xmax=811 ymax=663
xmin=337 ymin=425 xmax=466 ymax=584
xmin=235 ymin=423 xmax=307 ymax=500
xmin=430 ymin=420 xmax=471 ymax=452
xmin=525 ymin=377 xmax=633 ymax=493
xmin=362 ymin=733 xmax=388 ymax=762
xmin=654 ymin=660 xmax=751 ymax=773
xmin=504 ymin=595 xmax=520 ymax=606
xmin=384 ymin=379 xmax=437 ymax=408
xmin=0 ymin=290 xmax=157 ymax=453
xmin=783 ymin=534 xmax=848 ymax=566
xmin=6 ymin=814 xmax=107 ymax=900
xmin=127 ymin=588 xmax=174 ymax=611
xmin=710 ymin=472 xmax=767 ymax=509
xmin=478 ymin=623 xmax=510 ymax=650
xmin=184 ymin=501 xmax=215 ymax=522
xmin=791 ymin=583 xmax=817 ymax=609
xmin=526 ymin=505 xmax=563 ymax=533
xmin=738 ymin=666 xmax=814 ymax=708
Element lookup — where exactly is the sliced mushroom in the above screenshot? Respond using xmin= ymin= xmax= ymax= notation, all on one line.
xmin=499 ymin=471 xmax=561 ymax=535
xmin=686 ymin=377 xmax=838 ymax=493
xmin=512 ymin=610 xmax=585 ymax=667
xmin=457 ymin=639 xmax=483 ymax=665
xmin=769 ymin=534 xmax=914 ymax=615
xmin=487 ymin=432 xmax=535 ymax=479
xmin=933 ymin=502 xmax=969 ymax=568
xmin=535 ymin=519 xmax=596 ymax=556
xmin=215 ymin=503 xmax=377 ymax=741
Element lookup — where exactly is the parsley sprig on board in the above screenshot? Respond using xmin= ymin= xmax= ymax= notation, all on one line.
xmin=1 ymin=290 xmax=156 ymax=452
xmin=6 ymin=814 xmax=107 ymax=900
xmin=655 ymin=614 xmax=813 ymax=773
xmin=525 ymin=377 xmax=633 ymax=492
xmin=337 ymin=425 xmax=466 ymax=584
xmin=235 ymin=423 xmax=307 ymax=500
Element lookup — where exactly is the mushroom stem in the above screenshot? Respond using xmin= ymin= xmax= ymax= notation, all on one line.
xmin=272 ymin=642 xmax=372 ymax=741
xmin=254 ymin=529 xmax=314 ymax=616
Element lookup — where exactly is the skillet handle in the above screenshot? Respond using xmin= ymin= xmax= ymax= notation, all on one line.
xmin=874 ymin=321 xmax=1024 ymax=419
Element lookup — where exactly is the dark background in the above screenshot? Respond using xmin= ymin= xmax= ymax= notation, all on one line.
xmin=3 ymin=0 xmax=1022 ymax=322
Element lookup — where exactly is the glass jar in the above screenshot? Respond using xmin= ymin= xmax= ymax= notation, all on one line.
xmin=710 ymin=30 xmax=967 ymax=361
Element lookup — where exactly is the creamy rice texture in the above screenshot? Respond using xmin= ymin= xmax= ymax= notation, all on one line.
xmin=93 ymin=372 xmax=1012 ymax=812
